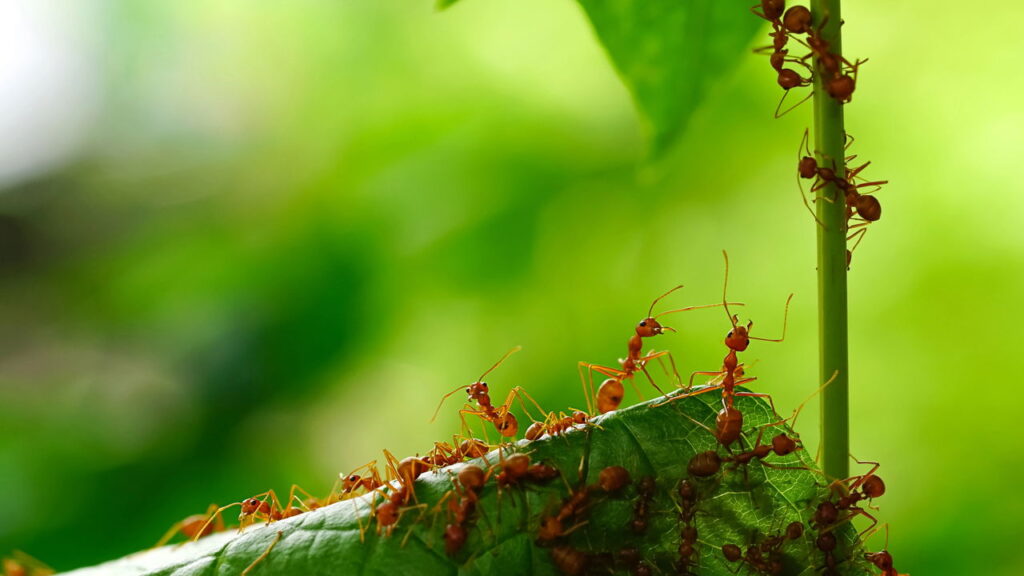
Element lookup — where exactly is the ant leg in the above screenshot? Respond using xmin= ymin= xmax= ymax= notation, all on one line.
xmin=843 ymin=458 xmax=881 ymax=494
xmin=153 ymin=519 xmax=185 ymax=549
xmin=194 ymin=502 xmax=242 ymax=541
xmin=775 ymin=87 xmax=814 ymax=119
xmin=689 ymin=370 xmax=727 ymax=390
xmin=734 ymin=391 xmax=777 ymax=418
xmin=505 ymin=386 xmax=547 ymax=423
xmin=653 ymin=382 xmax=723 ymax=408
xmin=398 ymin=503 xmax=430 ymax=548
xmin=241 ymin=530 xmax=282 ymax=576
xmin=577 ymin=362 xmax=595 ymax=416
xmin=749 ymin=294 xmax=793 ymax=344
xmin=847 ymin=227 xmax=868 ymax=257
xmin=797 ymin=130 xmax=828 ymax=228
xmin=637 ymin=350 xmax=671 ymax=394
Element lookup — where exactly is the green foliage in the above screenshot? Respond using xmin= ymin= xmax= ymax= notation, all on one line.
xmin=436 ymin=0 xmax=762 ymax=155
xmin=60 ymin=392 xmax=868 ymax=576
xmin=576 ymin=0 xmax=762 ymax=155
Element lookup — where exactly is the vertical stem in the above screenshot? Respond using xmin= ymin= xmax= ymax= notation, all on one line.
xmin=811 ymin=0 xmax=849 ymax=482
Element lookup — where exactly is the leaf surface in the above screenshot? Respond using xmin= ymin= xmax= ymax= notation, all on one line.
xmin=60 ymin=390 xmax=869 ymax=576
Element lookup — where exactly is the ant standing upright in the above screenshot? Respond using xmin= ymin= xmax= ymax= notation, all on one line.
xmin=656 ymin=251 xmax=790 ymax=447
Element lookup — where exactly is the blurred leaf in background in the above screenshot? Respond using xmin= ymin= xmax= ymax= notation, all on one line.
xmin=577 ymin=0 xmax=762 ymax=155
xmin=0 ymin=1 xmax=1022 ymax=576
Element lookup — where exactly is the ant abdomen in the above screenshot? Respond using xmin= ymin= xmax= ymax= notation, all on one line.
xmin=716 ymin=406 xmax=744 ymax=446
xmin=782 ymin=6 xmax=811 ymax=33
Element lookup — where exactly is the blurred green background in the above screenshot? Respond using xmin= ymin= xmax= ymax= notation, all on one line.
xmin=0 ymin=1 xmax=1019 ymax=574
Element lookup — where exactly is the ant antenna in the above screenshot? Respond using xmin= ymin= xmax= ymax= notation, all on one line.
xmin=647 ymin=284 xmax=684 ymax=317
xmin=721 ymin=251 xmax=738 ymax=327
xmin=478 ymin=345 xmax=522 ymax=382
xmin=749 ymin=293 xmax=794 ymax=343
xmin=788 ymin=370 xmax=839 ymax=430
xmin=654 ymin=301 xmax=744 ymax=321
xmin=430 ymin=346 xmax=522 ymax=423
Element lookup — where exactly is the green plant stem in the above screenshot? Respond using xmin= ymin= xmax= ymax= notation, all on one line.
xmin=812 ymin=0 xmax=849 ymax=482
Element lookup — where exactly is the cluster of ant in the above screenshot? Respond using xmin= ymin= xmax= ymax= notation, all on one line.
xmin=752 ymin=0 xmax=889 ymax=268
xmin=143 ymin=254 xmax=903 ymax=575
xmin=752 ymin=0 xmax=863 ymax=115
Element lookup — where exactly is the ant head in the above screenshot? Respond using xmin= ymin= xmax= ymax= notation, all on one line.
xmin=636 ymin=317 xmax=673 ymax=337
xmin=725 ymin=319 xmax=752 ymax=351
xmin=865 ymin=551 xmax=894 ymax=570
xmin=466 ymin=382 xmax=488 ymax=397
xmin=341 ymin=474 xmax=361 ymax=491
xmin=798 ymin=156 xmax=818 ymax=179
xmin=862 ymin=475 xmax=886 ymax=499
xmin=240 ymin=498 xmax=263 ymax=518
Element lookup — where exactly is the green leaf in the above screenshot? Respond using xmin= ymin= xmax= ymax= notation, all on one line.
xmin=59 ymin=391 xmax=870 ymax=575
xmin=436 ymin=0 xmax=460 ymax=11
xmin=576 ymin=0 xmax=763 ymax=155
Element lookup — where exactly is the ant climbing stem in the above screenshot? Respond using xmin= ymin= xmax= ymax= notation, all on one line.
xmin=863 ymin=524 xmax=907 ymax=576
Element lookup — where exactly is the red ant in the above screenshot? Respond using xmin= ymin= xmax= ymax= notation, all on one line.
xmin=581 ymin=286 xmax=738 ymax=414
xmin=797 ymin=130 xmax=887 ymax=267
xmin=826 ymin=459 xmax=886 ymax=535
xmin=154 ymin=504 xmax=226 ymax=547
xmin=524 ymin=410 xmax=589 ymax=441
xmin=439 ymin=464 xmax=487 ymax=556
xmin=798 ymin=15 xmax=867 ymax=104
xmin=193 ymin=485 xmax=317 ymax=541
xmin=630 ymin=476 xmax=657 ymax=534
xmin=675 ymin=479 xmax=700 ymax=575
xmin=536 ymin=464 xmax=630 ymax=546
xmin=722 ymin=521 xmax=805 ymax=575
xmin=864 ymin=525 xmax=907 ymax=576
xmin=656 ymin=252 xmax=790 ymax=443
xmin=432 ymin=346 xmax=545 ymax=439
xmin=423 ymin=436 xmax=491 ymax=469
xmin=372 ymin=451 xmax=432 ymax=537
xmin=751 ymin=2 xmax=815 ymax=117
